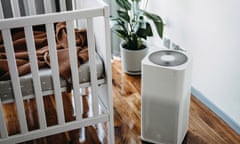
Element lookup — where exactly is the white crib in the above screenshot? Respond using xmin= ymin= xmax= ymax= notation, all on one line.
xmin=0 ymin=0 xmax=114 ymax=143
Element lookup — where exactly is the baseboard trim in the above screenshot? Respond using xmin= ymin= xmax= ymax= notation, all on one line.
xmin=191 ymin=87 xmax=240 ymax=134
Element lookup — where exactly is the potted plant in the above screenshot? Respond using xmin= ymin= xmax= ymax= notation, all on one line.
xmin=111 ymin=0 xmax=164 ymax=75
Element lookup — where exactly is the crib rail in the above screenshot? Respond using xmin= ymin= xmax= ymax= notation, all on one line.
xmin=0 ymin=0 xmax=114 ymax=143
xmin=0 ymin=9 xmax=104 ymax=29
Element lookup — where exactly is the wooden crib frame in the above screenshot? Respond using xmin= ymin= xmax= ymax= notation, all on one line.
xmin=0 ymin=0 xmax=114 ymax=143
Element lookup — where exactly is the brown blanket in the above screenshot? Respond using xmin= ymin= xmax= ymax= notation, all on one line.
xmin=0 ymin=22 xmax=88 ymax=82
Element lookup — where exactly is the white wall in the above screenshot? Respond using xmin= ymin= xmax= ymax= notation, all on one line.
xmin=147 ymin=0 xmax=240 ymax=133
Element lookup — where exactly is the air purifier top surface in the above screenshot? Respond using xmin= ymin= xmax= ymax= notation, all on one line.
xmin=149 ymin=50 xmax=188 ymax=67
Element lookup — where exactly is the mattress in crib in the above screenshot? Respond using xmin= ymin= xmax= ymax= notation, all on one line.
xmin=0 ymin=54 xmax=104 ymax=102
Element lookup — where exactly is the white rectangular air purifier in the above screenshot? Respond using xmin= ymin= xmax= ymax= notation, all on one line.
xmin=141 ymin=49 xmax=192 ymax=144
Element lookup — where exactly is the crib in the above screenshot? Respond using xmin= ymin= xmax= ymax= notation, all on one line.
xmin=0 ymin=0 xmax=114 ymax=143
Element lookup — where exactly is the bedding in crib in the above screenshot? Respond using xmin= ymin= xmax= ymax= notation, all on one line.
xmin=0 ymin=22 xmax=104 ymax=102
xmin=0 ymin=22 xmax=88 ymax=81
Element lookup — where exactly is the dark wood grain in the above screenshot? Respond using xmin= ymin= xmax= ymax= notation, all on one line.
xmin=2 ymin=59 xmax=240 ymax=144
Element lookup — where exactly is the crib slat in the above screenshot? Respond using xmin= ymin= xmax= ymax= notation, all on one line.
xmin=66 ymin=21 xmax=83 ymax=120
xmin=74 ymin=0 xmax=83 ymax=9
xmin=26 ymin=0 xmax=36 ymax=15
xmin=0 ymin=100 xmax=8 ymax=138
xmin=24 ymin=27 xmax=47 ymax=129
xmin=2 ymin=29 xmax=28 ymax=134
xmin=10 ymin=0 xmax=21 ymax=17
xmin=45 ymin=23 xmax=65 ymax=125
xmin=0 ymin=1 xmax=4 ymax=19
xmin=86 ymin=18 xmax=99 ymax=116
xmin=43 ymin=0 xmax=53 ymax=13
xmin=59 ymin=0 xmax=67 ymax=11
xmin=103 ymin=8 xmax=115 ymax=143
xmin=72 ymin=0 xmax=86 ymax=28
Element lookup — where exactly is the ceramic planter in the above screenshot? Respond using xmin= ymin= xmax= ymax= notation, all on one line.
xmin=120 ymin=41 xmax=149 ymax=75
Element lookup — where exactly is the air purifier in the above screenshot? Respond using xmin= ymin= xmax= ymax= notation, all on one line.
xmin=141 ymin=49 xmax=192 ymax=144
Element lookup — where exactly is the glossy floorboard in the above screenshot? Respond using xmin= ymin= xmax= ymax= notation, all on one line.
xmin=2 ymin=59 xmax=240 ymax=144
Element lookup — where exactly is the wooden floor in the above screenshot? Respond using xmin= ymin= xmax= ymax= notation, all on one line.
xmin=2 ymin=59 xmax=240 ymax=144
xmin=112 ymin=59 xmax=240 ymax=144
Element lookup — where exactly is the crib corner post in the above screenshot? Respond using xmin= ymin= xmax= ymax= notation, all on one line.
xmin=103 ymin=3 xmax=115 ymax=144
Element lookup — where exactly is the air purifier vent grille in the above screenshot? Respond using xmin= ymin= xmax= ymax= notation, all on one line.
xmin=149 ymin=50 xmax=188 ymax=66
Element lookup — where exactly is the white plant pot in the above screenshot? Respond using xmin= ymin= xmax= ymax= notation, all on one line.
xmin=120 ymin=42 xmax=149 ymax=75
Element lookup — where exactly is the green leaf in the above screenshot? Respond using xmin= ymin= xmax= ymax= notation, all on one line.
xmin=136 ymin=22 xmax=153 ymax=39
xmin=142 ymin=10 xmax=163 ymax=22
xmin=153 ymin=22 xmax=164 ymax=38
xmin=115 ymin=19 xmax=129 ymax=32
xmin=111 ymin=17 xmax=127 ymax=29
xmin=117 ymin=10 xmax=130 ymax=22
xmin=116 ymin=0 xmax=131 ymax=11
xmin=114 ymin=29 xmax=129 ymax=40
xmin=142 ymin=10 xmax=164 ymax=38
